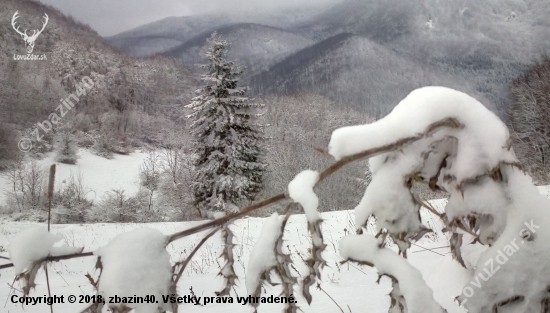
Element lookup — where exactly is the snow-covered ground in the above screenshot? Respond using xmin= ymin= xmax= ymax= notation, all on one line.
xmin=0 ymin=187 xmax=548 ymax=312
xmin=0 ymin=149 xmax=149 ymax=206
xmin=0 ymin=210 xmax=446 ymax=313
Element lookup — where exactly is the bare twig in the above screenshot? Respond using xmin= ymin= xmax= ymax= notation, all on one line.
xmin=173 ymin=227 xmax=221 ymax=285
xmin=312 ymin=144 xmax=329 ymax=155
xmin=317 ymin=282 xmax=345 ymax=313
xmin=410 ymin=243 xmax=445 ymax=256
xmin=44 ymin=264 xmax=53 ymax=313
xmin=168 ymin=194 xmax=286 ymax=243
xmin=0 ymin=252 xmax=94 ymax=270
xmin=318 ymin=118 xmax=461 ymax=182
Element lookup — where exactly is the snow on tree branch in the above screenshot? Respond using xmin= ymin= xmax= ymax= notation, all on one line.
xmin=7 ymin=226 xmax=83 ymax=295
xmin=91 ymin=228 xmax=173 ymax=313
xmin=288 ymin=170 xmax=320 ymax=224
xmin=339 ymin=234 xmax=445 ymax=313
xmin=216 ymin=223 xmax=237 ymax=296
xmin=246 ymin=214 xmax=282 ymax=304
xmin=329 ymin=86 xmax=550 ymax=312
xmin=328 ymin=87 xmax=516 ymax=184
xmin=287 ymin=170 xmax=327 ymax=304
xmin=246 ymin=212 xmax=298 ymax=312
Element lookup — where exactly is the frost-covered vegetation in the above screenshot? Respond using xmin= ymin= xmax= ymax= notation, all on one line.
xmin=2 ymin=87 xmax=550 ymax=313
xmin=509 ymin=55 xmax=550 ymax=183
xmin=2 ymin=1 xmax=550 ymax=312
xmin=0 ymin=0 xmax=194 ymax=163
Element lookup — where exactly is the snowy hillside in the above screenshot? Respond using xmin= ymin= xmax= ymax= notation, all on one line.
xmin=0 ymin=149 xmax=149 ymax=206
xmin=0 ymin=0 xmax=196 ymax=162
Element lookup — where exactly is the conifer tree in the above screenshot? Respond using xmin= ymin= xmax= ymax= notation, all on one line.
xmin=186 ymin=33 xmax=266 ymax=213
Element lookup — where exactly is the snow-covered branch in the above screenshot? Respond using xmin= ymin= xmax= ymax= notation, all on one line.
xmin=7 ymin=227 xmax=83 ymax=295
xmin=339 ymin=234 xmax=445 ymax=313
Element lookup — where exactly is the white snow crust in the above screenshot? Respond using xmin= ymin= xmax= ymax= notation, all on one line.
xmin=288 ymin=170 xmax=320 ymax=223
xmin=94 ymin=228 xmax=171 ymax=313
xmin=246 ymin=213 xmax=283 ymax=295
xmin=8 ymin=226 xmax=82 ymax=275
xmin=328 ymin=86 xmax=516 ymax=183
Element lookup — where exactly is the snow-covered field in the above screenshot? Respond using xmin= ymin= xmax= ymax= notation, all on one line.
xmin=0 ymin=187 xmax=549 ymax=313
xmin=0 ymin=149 xmax=149 ymax=206
xmin=0 ymin=210 xmax=448 ymax=313
xmin=1 ymin=146 xmax=550 ymax=312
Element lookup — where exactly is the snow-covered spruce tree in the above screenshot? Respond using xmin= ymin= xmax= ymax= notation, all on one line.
xmin=186 ymin=32 xmax=266 ymax=214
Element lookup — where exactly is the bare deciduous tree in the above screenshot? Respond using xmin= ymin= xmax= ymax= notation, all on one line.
xmin=140 ymin=151 xmax=162 ymax=211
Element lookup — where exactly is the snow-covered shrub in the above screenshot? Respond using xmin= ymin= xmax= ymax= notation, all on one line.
xmin=140 ymin=150 xmax=162 ymax=211
xmin=92 ymin=111 xmax=131 ymax=158
xmin=91 ymin=131 xmax=116 ymax=159
xmin=52 ymin=170 xmax=93 ymax=223
xmin=86 ymin=188 xmax=139 ymax=223
xmin=4 ymin=160 xmax=47 ymax=211
xmin=509 ymin=54 xmax=550 ymax=184
xmin=72 ymin=112 xmax=94 ymax=133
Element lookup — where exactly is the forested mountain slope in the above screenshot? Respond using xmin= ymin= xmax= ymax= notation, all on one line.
xmin=103 ymin=0 xmax=550 ymax=117
xmin=0 ymin=0 xmax=195 ymax=163
xmin=288 ymin=0 xmax=549 ymax=114
xmin=251 ymin=34 xmax=492 ymax=117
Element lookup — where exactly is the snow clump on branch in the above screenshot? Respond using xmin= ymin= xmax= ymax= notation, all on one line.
xmin=94 ymin=228 xmax=172 ymax=313
xmin=329 ymin=86 xmax=550 ymax=312
xmin=8 ymin=226 xmax=83 ymax=295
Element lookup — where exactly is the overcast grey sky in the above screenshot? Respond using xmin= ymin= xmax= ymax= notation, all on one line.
xmin=37 ymin=0 xmax=340 ymax=37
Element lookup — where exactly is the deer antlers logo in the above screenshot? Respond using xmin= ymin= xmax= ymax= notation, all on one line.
xmin=11 ymin=11 xmax=49 ymax=54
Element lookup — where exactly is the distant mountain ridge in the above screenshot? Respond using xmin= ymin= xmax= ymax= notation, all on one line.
xmin=102 ymin=0 xmax=550 ymax=117
xmin=105 ymin=5 xmax=332 ymax=57
xmin=163 ymin=23 xmax=314 ymax=82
